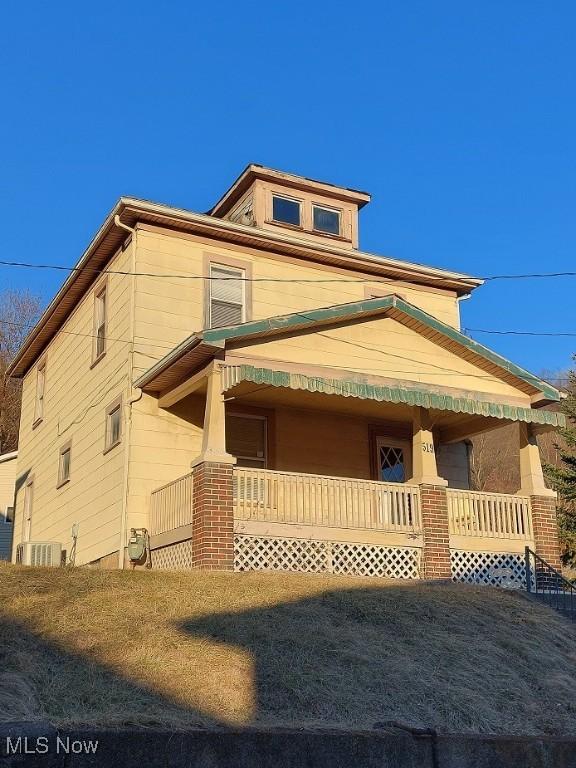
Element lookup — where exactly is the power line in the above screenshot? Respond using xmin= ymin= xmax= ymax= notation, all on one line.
xmin=464 ymin=327 xmax=576 ymax=338
xmin=0 ymin=257 xmax=576 ymax=283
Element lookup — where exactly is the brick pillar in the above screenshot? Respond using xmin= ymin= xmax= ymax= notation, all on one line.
xmin=191 ymin=461 xmax=235 ymax=570
xmin=531 ymin=494 xmax=561 ymax=571
xmin=420 ymin=484 xmax=452 ymax=579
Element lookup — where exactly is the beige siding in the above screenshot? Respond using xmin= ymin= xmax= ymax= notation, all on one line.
xmin=131 ymin=227 xmax=461 ymax=380
xmin=228 ymin=315 xmax=532 ymax=400
xmin=12 ymin=245 xmax=133 ymax=565
xmin=0 ymin=455 xmax=17 ymax=515
xmin=126 ymin=228 xmax=464 ymax=526
xmin=274 ymin=407 xmax=372 ymax=479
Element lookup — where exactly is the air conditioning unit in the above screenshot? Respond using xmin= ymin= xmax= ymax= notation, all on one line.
xmin=16 ymin=542 xmax=62 ymax=567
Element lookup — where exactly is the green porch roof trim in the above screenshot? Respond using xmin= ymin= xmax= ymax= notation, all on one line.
xmin=201 ymin=295 xmax=560 ymax=401
xmin=222 ymin=364 xmax=565 ymax=428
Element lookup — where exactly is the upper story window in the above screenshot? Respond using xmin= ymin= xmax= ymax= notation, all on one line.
xmin=272 ymin=195 xmax=301 ymax=227
xmin=313 ymin=204 xmax=340 ymax=235
xmin=104 ymin=397 xmax=122 ymax=453
xmin=57 ymin=442 xmax=71 ymax=487
xmin=209 ymin=263 xmax=245 ymax=328
xmin=33 ymin=361 xmax=46 ymax=425
xmin=93 ymin=283 xmax=107 ymax=363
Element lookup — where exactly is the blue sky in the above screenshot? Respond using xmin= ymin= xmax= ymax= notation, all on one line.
xmin=1 ymin=1 xmax=574 ymax=376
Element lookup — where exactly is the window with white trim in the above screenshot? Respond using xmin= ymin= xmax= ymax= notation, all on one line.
xmin=34 ymin=361 xmax=46 ymax=424
xmin=272 ymin=195 xmax=301 ymax=226
xmin=93 ymin=284 xmax=107 ymax=360
xmin=105 ymin=399 xmax=122 ymax=452
xmin=58 ymin=443 xmax=71 ymax=487
xmin=209 ymin=263 xmax=245 ymax=328
xmin=312 ymin=204 xmax=340 ymax=235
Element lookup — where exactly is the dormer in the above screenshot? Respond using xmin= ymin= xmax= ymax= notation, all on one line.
xmin=209 ymin=164 xmax=371 ymax=249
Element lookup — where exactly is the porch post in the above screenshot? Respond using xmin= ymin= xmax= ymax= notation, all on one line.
xmin=190 ymin=364 xmax=236 ymax=571
xmin=518 ymin=423 xmax=561 ymax=570
xmin=411 ymin=407 xmax=452 ymax=580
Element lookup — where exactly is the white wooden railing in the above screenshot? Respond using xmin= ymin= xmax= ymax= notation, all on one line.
xmin=149 ymin=473 xmax=194 ymax=536
xmin=447 ymin=489 xmax=532 ymax=539
xmin=233 ymin=467 xmax=421 ymax=533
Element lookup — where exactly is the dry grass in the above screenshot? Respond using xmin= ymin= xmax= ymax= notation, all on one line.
xmin=1 ymin=563 xmax=576 ymax=735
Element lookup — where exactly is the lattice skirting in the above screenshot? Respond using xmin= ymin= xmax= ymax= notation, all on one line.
xmin=150 ymin=539 xmax=194 ymax=570
xmin=450 ymin=549 xmax=527 ymax=588
xmin=233 ymin=535 xmax=421 ymax=579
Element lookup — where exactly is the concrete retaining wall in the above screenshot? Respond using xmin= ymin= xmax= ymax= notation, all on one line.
xmin=1 ymin=723 xmax=575 ymax=768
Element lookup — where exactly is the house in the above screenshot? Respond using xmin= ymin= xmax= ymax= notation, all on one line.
xmin=7 ymin=165 xmax=564 ymax=582
xmin=0 ymin=450 xmax=17 ymax=560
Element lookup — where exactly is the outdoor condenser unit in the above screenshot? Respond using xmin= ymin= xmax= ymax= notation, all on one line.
xmin=16 ymin=542 xmax=62 ymax=567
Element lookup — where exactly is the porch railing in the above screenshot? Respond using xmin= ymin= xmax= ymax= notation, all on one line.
xmin=149 ymin=473 xmax=194 ymax=536
xmin=233 ymin=467 xmax=421 ymax=533
xmin=447 ymin=488 xmax=532 ymax=539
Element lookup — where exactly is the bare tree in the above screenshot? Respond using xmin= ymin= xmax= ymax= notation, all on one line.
xmin=0 ymin=290 xmax=42 ymax=453
xmin=469 ymin=424 xmax=520 ymax=493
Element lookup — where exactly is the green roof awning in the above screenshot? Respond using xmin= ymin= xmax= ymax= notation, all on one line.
xmin=222 ymin=364 xmax=565 ymax=428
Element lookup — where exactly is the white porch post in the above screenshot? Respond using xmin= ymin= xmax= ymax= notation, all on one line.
xmin=410 ymin=407 xmax=447 ymax=487
xmin=191 ymin=364 xmax=236 ymax=468
xmin=517 ymin=423 xmax=555 ymax=498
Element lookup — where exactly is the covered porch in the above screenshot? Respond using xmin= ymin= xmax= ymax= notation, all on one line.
xmin=134 ymin=295 xmax=563 ymax=581
xmin=143 ymin=360 xmax=559 ymax=583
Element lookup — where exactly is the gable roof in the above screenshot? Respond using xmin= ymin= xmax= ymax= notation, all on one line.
xmin=7 ymin=197 xmax=482 ymax=379
xmin=134 ymin=295 xmax=561 ymax=404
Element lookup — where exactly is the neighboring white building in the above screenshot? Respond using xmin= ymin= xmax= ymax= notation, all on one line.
xmin=0 ymin=451 xmax=17 ymax=560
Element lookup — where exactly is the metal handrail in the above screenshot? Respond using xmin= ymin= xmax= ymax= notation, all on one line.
xmin=525 ymin=547 xmax=576 ymax=622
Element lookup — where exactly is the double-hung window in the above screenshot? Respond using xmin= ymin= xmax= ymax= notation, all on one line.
xmin=58 ymin=442 xmax=71 ymax=487
xmin=104 ymin=397 xmax=122 ymax=453
xmin=208 ymin=263 xmax=245 ymax=328
xmin=34 ymin=361 xmax=46 ymax=425
xmin=93 ymin=284 xmax=107 ymax=361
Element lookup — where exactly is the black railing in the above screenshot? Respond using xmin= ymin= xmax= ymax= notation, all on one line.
xmin=525 ymin=547 xmax=576 ymax=622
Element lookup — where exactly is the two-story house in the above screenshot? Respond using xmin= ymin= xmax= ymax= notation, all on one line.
xmin=7 ymin=165 xmax=564 ymax=582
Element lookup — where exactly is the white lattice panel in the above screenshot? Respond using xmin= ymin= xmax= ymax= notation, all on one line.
xmin=234 ymin=535 xmax=421 ymax=579
xmin=151 ymin=540 xmax=194 ymax=570
xmin=333 ymin=543 xmax=421 ymax=579
xmin=451 ymin=550 xmax=526 ymax=588
xmin=234 ymin=536 xmax=330 ymax=573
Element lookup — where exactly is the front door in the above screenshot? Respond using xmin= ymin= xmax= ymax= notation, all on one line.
xmin=376 ymin=438 xmax=411 ymax=483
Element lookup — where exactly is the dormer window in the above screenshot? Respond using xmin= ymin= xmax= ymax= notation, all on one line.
xmin=272 ymin=195 xmax=301 ymax=227
xmin=313 ymin=204 xmax=340 ymax=235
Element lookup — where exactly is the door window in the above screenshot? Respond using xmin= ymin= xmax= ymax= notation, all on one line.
xmin=377 ymin=439 xmax=410 ymax=483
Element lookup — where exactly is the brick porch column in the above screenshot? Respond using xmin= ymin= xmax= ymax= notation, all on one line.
xmin=411 ymin=408 xmax=451 ymax=579
xmin=420 ymin=485 xmax=452 ymax=579
xmin=530 ymin=495 xmax=562 ymax=571
xmin=518 ymin=423 xmax=561 ymax=569
xmin=191 ymin=462 xmax=234 ymax=570
xmin=190 ymin=364 xmax=236 ymax=571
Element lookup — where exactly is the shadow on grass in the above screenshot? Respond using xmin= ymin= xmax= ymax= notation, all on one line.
xmin=1 ymin=576 xmax=575 ymax=735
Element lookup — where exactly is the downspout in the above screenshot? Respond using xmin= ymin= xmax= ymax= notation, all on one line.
xmin=114 ymin=215 xmax=138 ymax=569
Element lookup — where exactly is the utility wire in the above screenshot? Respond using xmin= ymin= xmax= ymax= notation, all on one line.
xmin=0 ymin=257 xmax=576 ymax=283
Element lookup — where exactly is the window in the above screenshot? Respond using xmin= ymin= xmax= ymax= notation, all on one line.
xmin=34 ymin=361 xmax=46 ymax=425
xmin=3 ymin=506 xmax=14 ymax=524
xmin=209 ymin=263 xmax=245 ymax=328
xmin=57 ymin=443 xmax=71 ymax=487
xmin=376 ymin=438 xmax=411 ymax=483
xmin=272 ymin=195 xmax=301 ymax=226
xmin=313 ymin=204 xmax=340 ymax=235
xmin=105 ymin=398 xmax=122 ymax=452
xmin=226 ymin=414 xmax=267 ymax=468
xmin=93 ymin=283 xmax=107 ymax=362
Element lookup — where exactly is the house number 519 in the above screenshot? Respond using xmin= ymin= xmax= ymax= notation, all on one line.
xmin=422 ymin=443 xmax=435 ymax=453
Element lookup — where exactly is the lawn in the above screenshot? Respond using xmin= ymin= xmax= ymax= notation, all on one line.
xmin=1 ymin=563 xmax=575 ymax=735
